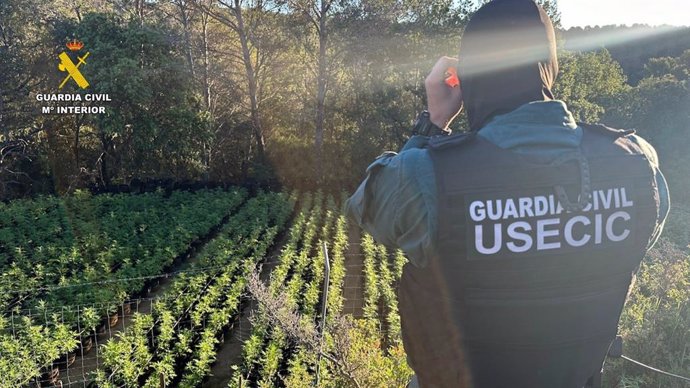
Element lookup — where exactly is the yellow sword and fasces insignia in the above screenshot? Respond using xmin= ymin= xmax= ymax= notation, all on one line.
xmin=58 ymin=51 xmax=90 ymax=89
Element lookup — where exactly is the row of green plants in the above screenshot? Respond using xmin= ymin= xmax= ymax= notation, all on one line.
xmin=280 ymin=196 xmax=350 ymax=388
xmin=1 ymin=188 xmax=247 ymax=315
xmin=228 ymin=193 xmax=413 ymax=388
xmin=269 ymin=231 xmax=410 ymax=388
xmin=229 ymin=192 xmax=341 ymax=387
xmin=93 ymin=191 xmax=295 ymax=388
xmin=351 ymin=234 xmax=412 ymax=387
xmin=361 ymin=235 xmax=406 ymax=345
xmin=176 ymin=191 xmax=295 ymax=388
xmin=269 ymin=195 xmax=340 ymax=387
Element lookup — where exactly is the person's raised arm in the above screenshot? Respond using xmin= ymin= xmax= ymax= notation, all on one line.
xmin=425 ymin=56 xmax=464 ymax=129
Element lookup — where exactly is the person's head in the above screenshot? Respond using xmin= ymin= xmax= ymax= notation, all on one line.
xmin=459 ymin=0 xmax=559 ymax=131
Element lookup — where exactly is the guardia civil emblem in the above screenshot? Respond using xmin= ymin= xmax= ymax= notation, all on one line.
xmin=58 ymin=39 xmax=90 ymax=89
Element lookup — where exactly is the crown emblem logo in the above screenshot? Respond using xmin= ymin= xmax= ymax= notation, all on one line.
xmin=66 ymin=39 xmax=84 ymax=51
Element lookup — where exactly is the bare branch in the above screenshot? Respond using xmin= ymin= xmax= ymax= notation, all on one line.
xmin=191 ymin=0 xmax=239 ymax=30
xmin=246 ymin=269 xmax=365 ymax=388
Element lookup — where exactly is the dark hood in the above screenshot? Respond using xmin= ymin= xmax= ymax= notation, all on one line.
xmin=458 ymin=0 xmax=558 ymax=131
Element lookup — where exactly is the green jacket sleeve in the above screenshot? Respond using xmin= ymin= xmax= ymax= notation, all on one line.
xmin=345 ymin=136 xmax=437 ymax=268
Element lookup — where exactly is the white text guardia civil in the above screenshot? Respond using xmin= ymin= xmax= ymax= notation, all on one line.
xmin=469 ymin=187 xmax=635 ymax=255
xmin=36 ymin=94 xmax=111 ymax=101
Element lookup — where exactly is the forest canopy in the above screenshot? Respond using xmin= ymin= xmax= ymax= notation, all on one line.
xmin=1 ymin=0 xmax=688 ymax=198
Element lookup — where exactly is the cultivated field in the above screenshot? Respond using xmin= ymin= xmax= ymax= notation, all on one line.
xmin=1 ymin=189 xmax=687 ymax=387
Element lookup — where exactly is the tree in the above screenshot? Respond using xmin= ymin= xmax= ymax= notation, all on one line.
xmin=51 ymin=13 xmax=209 ymax=187
xmin=553 ymin=49 xmax=628 ymax=123
xmin=603 ymin=51 xmax=690 ymax=247
xmin=169 ymin=0 xmax=199 ymax=77
xmin=644 ymin=49 xmax=690 ymax=81
xmin=192 ymin=0 xmax=282 ymax=161
xmin=280 ymin=0 xmax=343 ymax=183
xmin=0 ymin=0 xmax=54 ymax=198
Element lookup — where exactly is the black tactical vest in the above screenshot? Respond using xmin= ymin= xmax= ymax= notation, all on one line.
xmin=398 ymin=124 xmax=660 ymax=388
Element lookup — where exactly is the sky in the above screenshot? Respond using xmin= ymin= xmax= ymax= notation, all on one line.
xmin=557 ymin=0 xmax=690 ymax=28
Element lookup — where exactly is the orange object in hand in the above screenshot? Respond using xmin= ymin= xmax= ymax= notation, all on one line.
xmin=444 ymin=67 xmax=460 ymax=88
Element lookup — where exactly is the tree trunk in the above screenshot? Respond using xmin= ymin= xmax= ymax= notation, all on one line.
xmin=137 ymin=0 xmax=145 ymax=25
xmin=314 ymin=0 xmax=329 ymax=183
xmin=73 ymin=118 xmax=80 ymax=168
xmin=177 ymin=0 xmax=196 ymax=77
xmin=201 ymin=9 xmax=212 ymax=182
xmin=43 ymin=121 xmax=71 ymax=193
xmin=99 ymin=134 xmax=110 ymax=187
xmin=233 ymin=0 xmax=265 ymax=159
xmin=201 ymin=9 xmax=212 ymax=112
xmin=73 ymin=2 xmax=82 ymax=22
xmin=0 ymin=84 xmax=6 ymax=140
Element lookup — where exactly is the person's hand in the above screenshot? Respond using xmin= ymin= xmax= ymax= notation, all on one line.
xmin=425 ymin=56 xmax=463 ymax=129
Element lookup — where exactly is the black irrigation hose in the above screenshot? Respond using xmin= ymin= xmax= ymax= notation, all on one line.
xmin=621 ymin=355 xmax=690 ymax=384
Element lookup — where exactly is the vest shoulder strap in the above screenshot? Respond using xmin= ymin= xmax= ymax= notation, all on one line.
xmin=427 ymin=131 xmax=477 ymax=151
xmin=578 ymin=122 xmax=636 ymax=138
xmin=579 ymin=122 xmax=649 ymax=159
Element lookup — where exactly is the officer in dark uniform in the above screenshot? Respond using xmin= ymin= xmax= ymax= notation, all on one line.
xmin=345 ymin=0 xmax=670 ymax=387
